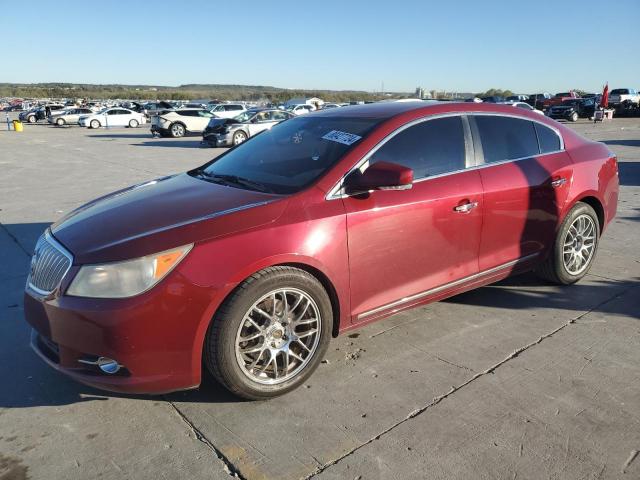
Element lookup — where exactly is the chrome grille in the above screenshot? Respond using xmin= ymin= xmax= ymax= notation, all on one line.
xmin=27 ymin=232 xmax=73 ymax=295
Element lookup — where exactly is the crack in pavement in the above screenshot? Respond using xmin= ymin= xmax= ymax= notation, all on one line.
xmin=166 ymin=401 xmax=248 ymax=480
xmin=0 ymin=222 xmax=31 ymax=257
xmin=304 ymin=283 xmax=638 ymax=479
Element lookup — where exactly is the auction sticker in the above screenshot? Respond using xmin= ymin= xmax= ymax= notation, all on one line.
xmin=322 ymin=130 xmax=362 ymax=146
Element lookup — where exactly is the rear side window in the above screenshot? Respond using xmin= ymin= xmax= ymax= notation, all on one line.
xmin=475 ymin=115 xmax=539 ymax=163
xmin=370 ymin=116 xmax=466 ymax=179
xmin=534 ymin=123 xmax=561 ymax=153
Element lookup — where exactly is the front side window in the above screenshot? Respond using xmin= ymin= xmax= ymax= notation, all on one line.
xmin=192 ymin=116 xmax=381 ymax=194
xmin=369 ymin=116 xmax=466 ymax=179
xmin=475 ymin=115 xmax=539 ymax=163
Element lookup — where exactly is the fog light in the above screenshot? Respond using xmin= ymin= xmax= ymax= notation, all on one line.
xmin=97 ymin=357 xmax=121 ymax=374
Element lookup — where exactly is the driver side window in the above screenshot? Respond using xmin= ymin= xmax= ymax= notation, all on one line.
xmin=369 ymin=116 xmax=466 ymax=179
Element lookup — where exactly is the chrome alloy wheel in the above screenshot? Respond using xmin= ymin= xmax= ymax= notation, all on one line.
xmin=234 ymin=288 xmax=321 ymax=385
xmin=563 ymin=214 xmax=596 ymax=275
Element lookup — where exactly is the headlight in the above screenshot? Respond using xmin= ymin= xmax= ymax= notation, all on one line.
xmin=67 ymin=244 xmax=192 ymax=298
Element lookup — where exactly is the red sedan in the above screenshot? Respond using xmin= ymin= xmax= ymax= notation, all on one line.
xmin=24 ymin=102 xmax=619 ymax=399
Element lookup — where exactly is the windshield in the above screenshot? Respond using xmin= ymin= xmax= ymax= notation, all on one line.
xmin=191 ymin=116 xmax=381 ymax=194
xmin=610 ymin=89 xmax=628 ymax=95
xmin=233 ymin=111 xmax=257 ymax=123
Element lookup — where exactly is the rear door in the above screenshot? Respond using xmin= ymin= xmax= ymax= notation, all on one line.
xmin=471 ymin=114 xmax=573 ymax=271
xmin=343 ymin=115 xmax=484 ymax=321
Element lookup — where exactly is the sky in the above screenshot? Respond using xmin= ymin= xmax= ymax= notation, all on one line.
xmin=1 ymin=0 xmax=639 ymax=94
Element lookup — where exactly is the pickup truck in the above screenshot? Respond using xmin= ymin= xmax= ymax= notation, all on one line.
xmin=542 ymin=91 xmax=581 ymax=110
xmin=608 ymin=88 xmax=640 ymax=107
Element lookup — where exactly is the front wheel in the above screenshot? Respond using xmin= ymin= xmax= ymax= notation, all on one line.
xmin=204 ymin=266 xmax=332 ymax=400
xmin=129 ymin=119 xmax=139 ymax=128
xmin=232 ymin=130 xmax=247 ymax=145
xmin=28 ymin=115 xmax=36 ymax=123
xmin=90 ymin=119 xmax=100 ymax=129
xmin=535 ymin=202 xmax=600 ymax=284
xmin=570 ymin=111 xmax=579 ymax=122
xmin=56 ymin=118 xmax=65 ymax=126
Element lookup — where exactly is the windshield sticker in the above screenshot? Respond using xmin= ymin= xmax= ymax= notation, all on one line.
xmin=292 ymin=131 xmax=304 ymax=144
xmin=322 ymin=130 xmax=362 ymax=146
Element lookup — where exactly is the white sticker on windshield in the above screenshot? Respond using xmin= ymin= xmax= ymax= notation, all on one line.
xmin=322 ymin=130 xmax=362 ymax=146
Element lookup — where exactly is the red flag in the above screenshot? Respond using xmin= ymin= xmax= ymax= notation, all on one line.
xmin=600 ymin=83 xmax=609 ymax=108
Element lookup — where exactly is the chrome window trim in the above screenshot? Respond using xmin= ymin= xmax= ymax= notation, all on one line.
xmin=357 ymin=253 xmax=539 ymax=321
xmin=27 ymin=229 xmax=74 ymax=296
xmin=326 ymin=111 xmax=565 ymax=200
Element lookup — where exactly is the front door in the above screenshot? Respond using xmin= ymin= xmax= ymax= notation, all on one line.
xmin=343 ymin=115 xmax=483 ymax=322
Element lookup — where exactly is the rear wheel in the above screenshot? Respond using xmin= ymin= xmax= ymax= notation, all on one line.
xmin=535 ymin=202 xmax=599 ymax=284
xmin=170 ymin=123 xmax=185 ymax=138
xmin=56 ymin=118 xmax=65 ymax=126
xmin=232 ymin=130 xmax=247 ymax=145
xmin=204 ymin=266 xmax=332 ymax=400
xmin=90 ymin=119 xmax=100 ymax=129
xmin=570 ymin=111 xmax=579 ymax=122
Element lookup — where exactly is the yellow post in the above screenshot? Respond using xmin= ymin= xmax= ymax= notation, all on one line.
xmin=12 ymin=120 xmax=23 ymax=132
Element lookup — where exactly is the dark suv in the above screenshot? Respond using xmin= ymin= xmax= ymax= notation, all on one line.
xmin=547 ymin=98 xmax=597 ymax=122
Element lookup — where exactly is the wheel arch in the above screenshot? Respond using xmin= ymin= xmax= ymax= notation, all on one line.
xmin=576 ymin=195 xmax=605 ymax=232
xmin=191 ymin=256 xmax=345 ymax=386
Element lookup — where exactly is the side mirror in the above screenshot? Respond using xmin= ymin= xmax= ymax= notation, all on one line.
xmin=343 ymin=161 xmax=413 ymax=195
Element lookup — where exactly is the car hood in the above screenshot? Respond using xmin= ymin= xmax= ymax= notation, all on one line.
xmin=51 ymin=173 xmax=286 ymax=264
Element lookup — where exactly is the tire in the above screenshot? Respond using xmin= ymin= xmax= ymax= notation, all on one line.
xmin=56 ymin=118 xmax=65 ymax=126
xmin=535 ymin=202 xmax=600 ymax=285
xmin=90 ymin=119 xmax=100 ymax=129
xmin=204 ymin=266 xmax=332 ymax=400
xmin=129 ymin=119 xmax=139 ymax=128
xmin=170 ymin=123 xmax=185 ymax=138
xmin=232 ymin=130 xmax=247 ymax=146
xmin=570 ymin=112 xmax=579 ymax=122
xmin=28 ymin=115 xmax=36 ymax=123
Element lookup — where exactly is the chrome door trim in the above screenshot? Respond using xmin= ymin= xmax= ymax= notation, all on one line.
xmin=327 ymin=111 xmax=566 ymax=201
xmin=356 ymin=253 xmax=539 ymax=321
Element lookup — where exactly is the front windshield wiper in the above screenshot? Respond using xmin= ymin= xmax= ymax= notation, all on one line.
xmin=193 ymin=171 xmax=274 ymax=193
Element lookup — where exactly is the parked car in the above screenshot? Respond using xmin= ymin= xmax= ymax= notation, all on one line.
xmin=24 ymin=102 xmax=618 ymax=399
xmin=202 ymin=108 xmax=295 ymax=147
xmin=608 ymin=88 xmax=640 ymax=108
xmin=287 ymin=104 xmax=315 ymax=115
xmin=542 ymin=91 xmax=581 ymax=110
xmin=150 ymin=109 xmax=215 ymax=138
xmin=547 ymin=98 xmax=598 ymax=122
xmin=48 ymin=108 xmax=95 ymax=126
xmin=479 ymin=96 xmax=505 ymax=103
xmin=322 ymin=103 xmax=342 ymax=109
xmin=501 ymin=101 xmax=544 ymax=115
xmin=142 ymin=101 xmax=175 ymax=119
xmin=526 ymin=93 xmax=553 ymax=110
xmin=505 ymin=95 xmax=529 ymax=102
xmin=209 ymin=103 xmax=247 ymax=118
xmin=19 ymin=104 xmax=65 ymax=123
xmin=78 ymin=108 xmax=146 ymax=129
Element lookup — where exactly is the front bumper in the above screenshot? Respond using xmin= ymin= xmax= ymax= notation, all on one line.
xmin=202 ymin=131 xmax=233 ymax=147
xmin=24 ymin=266 xmax=217 ymax=394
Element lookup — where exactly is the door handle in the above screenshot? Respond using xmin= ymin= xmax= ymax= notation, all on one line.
xmin=551 ymin=177 xmax=567 ymax=187
xmin=453 ymin=201 xmax=478 ymax=213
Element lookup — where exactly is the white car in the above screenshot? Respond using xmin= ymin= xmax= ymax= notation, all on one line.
xmin=79 ymin=108 xmax=147 ymax=129
xmin=287 ymin=104 xmax=315 ymax=115
xmin=151 ymin=109 xmax=215 ymax=138
xmin=501 ymin=101 xmax=545 ymax=115
xmin=208 ymin=103 xmax=247 ymax=118
xmin=608 ymin=88 xmax=640 ymax=107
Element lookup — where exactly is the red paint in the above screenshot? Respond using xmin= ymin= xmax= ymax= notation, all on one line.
xmin=24 ymin=102 xmax=619 ymax=394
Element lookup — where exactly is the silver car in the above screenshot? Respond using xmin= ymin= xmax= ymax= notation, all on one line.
xmin=48 ymin=108 xmax=95 ymax=126
xmin=202 ymin=109 xmax=295 ymax=147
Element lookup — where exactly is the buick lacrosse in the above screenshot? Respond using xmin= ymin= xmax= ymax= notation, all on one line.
xmin=25 ymin=102 xmax=618 ymax=399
